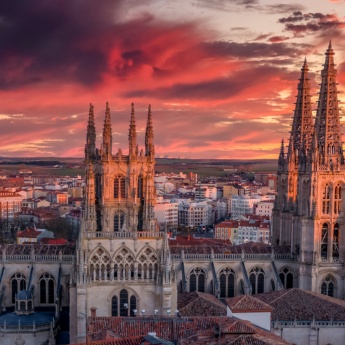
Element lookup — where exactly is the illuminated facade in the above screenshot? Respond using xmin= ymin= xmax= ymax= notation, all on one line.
xmin=272 ymin=43 xmax=345 ymax=294
xmin=69 ymin=103 xmax=177 ymax=344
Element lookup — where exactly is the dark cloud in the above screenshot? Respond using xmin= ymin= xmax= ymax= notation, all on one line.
xmin=264 ymin=4 xmax=305 ymax=15
xmin=278 ymin=12 xmax=345 ymax=36
xmin=268 ymin=36 xmax=290 ymax=43
xmin=125 ymin=65 xmax=287 ymax=100
xmin=203 ymin=41 xmax=304 ymax=59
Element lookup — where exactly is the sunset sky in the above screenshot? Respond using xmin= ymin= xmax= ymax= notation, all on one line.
xmin=0 ymin=0 xmax=345 ymax=159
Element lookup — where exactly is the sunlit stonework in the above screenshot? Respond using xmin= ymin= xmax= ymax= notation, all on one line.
xmin=69 ymin=103 xmax=177 ymax=343
xmin=272 ymin=42 xmax=344 ymax=292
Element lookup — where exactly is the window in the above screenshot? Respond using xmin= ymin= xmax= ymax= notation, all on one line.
xmin=40 ymin=273 xmax=55 ymax=304
xmin=11 ymin=273 xmax=27 ymax=304
xmin=114 ymin=212 xmax=125 ymax=232
xmin=279 ymin=268 xmax=294 ymax=289
xmin=322 ymin=184 xmax=330 ymax=214
xmin=334 ymin=185 xmax=342 ymax=214
xmin=321 ymin=276 xmax=335 ymax=297
xmin=333 ymin=223 xmax=340 ymax=259
xmin=249 ymin=267 xmax=265 ymax=294
xmin=321 ymin=223 xmax=328 ymax=259
xmin=219 ymin=268 xmax=235 ymax=298
xmin=114 ymin=177 xmax=126 ymax=199
xmin=189 ymin=268 xmax=206 ymax=292
xmin=111 ymin=289 xmax=137 ymax=316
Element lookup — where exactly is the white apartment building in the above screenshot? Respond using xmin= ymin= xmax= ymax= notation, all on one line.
xmin=0 ymin=190 xmax=24 ymax=219
xmin=236 ymin=220 xmax=270 ymax=245
xmin=178 ymin=200 xmax=212 ymax=227
xmin=255 ymin=200 xmax=274 ymax=218
xmin=154 ymin=198 xmax=179 ymax=229
xmin=230 ymin=195 xmax=261 ymax=220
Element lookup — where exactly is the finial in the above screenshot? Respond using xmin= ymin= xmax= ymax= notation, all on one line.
xmin=328 ymin=40 xmax=332 ymax=49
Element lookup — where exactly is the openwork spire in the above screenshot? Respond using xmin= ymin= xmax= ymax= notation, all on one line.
xmin=145 ymin=104 xmax=154 ymax=157
xmin=102 ymin=102 xmax=112 ymax=158
xmin=315 ymin=43 xmax=343 ymax=165
xmin=85 ymin=103 xmax=96 ymax=161
xmin=129 ymin=102 xmax=137 ymax=158
xmin=288 ymin=58 xmax=314 ymax=159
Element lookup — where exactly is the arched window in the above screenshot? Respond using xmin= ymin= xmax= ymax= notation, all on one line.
xmin=219 ymin=268 xmax=235 ymax=298
xmin=271 ymin=279 xmax=275 ymax=291
xmin=333 ymin=223 xmax=340 ymax=259
xmin=249 ymin=267 xmax=265 ymax=294
xmin=130 ymin=295 xmax=137 ymax=316
xmin=138 ymin=176 xmax=143 ymax=199
xmin=322 ymin=184 xmax=330 ymax=214
xmin=189 ymin=268 xmax=205 ymax=292
xmin=279 ymin=268 xmax=294 ymax=289
xmin=119 ymin=289 xmax=128 ymax=316
xmin=89 ymin=247 xmax=111 ymax=281
xmin=334 ymin=184 xmax=341 ymax=214
xmin=114 ymin=212 xmax=125 ymax=232
xmin=114 ymin=177 xmax=126 ymax=199
xmin=39 ymin=273 xmax=55 ymax=304
xmin=111 ymin=296 xmax=118 ymax=316
xmin=321 ymin=223 xmax=328 ymax=259
xmin=11 ymin=273 xmax=27 ymax=304
xmin=321 ymin=276 xmax=336 ymax=297
xmin=111 ymin=289 xmax=137 ymax=317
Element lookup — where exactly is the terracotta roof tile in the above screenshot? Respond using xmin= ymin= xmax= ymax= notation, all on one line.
xmin=225 ymin=295 xmax=273 ymax=313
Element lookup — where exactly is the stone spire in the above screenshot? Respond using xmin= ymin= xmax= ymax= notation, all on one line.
xmin=278 ymin=139 xmax=285 ymax=172
xmin=145 ymin=104 xmax=154 ymax=158
xmin=128 ymin=102 xmax=137 ymax=158
xmin=85 ymin=103 xmax=96 ymax=162
xmin=101 ymin=102 xmax=112 ymax=159
xmin=315 ymin=42 xmax=343 ymax=165
xmin=288 ymin=58 xmax=314 ymax=161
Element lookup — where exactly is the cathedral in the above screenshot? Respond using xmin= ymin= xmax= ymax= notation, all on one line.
xmin=69 ymin=103 xmax=177 ymax=344
xmin=271 ymin=42 xmax=344 ymax=294
xmin=0 ymin=44 xmax=344 ymax=345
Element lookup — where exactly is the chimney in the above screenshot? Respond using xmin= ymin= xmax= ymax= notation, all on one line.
xmin=90 ymin=307 xmax=97 ymax=317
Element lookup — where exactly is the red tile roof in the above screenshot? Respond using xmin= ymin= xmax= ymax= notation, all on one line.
xmin=225 ymin=295 xmax=273 ymax=313
xmin=17 ymin=227 xmax=41 ymax=238
xmin=254 ymin=288 xmax=345 ymax=321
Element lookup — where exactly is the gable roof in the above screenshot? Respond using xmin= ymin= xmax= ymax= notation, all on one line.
xmin=254 ymin=288 xmax=345 ymax=321
xmin=225 ymin=295 xmax=273 ymax=313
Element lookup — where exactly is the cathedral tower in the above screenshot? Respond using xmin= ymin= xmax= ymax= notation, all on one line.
xmin=70 ymin=103 xmax=177 ymax=344
xmin=273 ymin=43 xmax=345 ymax=293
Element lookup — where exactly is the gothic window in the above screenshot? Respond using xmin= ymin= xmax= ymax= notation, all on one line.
xmin=219 ymin=268 xmax=235 ymax=298
xmin=89 ymin=247 xmax=111 ymax=281
xmin=279 ymin=268 xmax=294 ymax=289
xmin=119 ymin=289 xmax=129 ymax=316
xmin=114 ymin=211 xmax=125 ymax=232
xmin=333 ymin=223 xmax=340 ymax=259
xmin=138 ymin=176 xmax=143 ymax=199
xmin=321 ymin=223 xmax=328 ymax=259
xmin=130 ymin=295 xmax=137 ymax=316
xmin=113 ymin=247 xmax=135 ymax=280
xmin=111 ymin=296 xmax=118 ymax=316
xmin=11 ymin=273 xmax=27 ymax=304
xmin=111 ymin=289 xmax=137 ymax=317
xmin=334 ymin=184 xmax=341 ymax=214
xmin=39 ymin=273 xmax=55 ymax=304
xmin=114 ymin=177 xmax=126 ymax=199
xmin=321 ymin=276 xmax=336 ymax=297
xmin=322 ymin=184 xmax=330 ymax=214
xmin=249 ymin=267 xmax=265 ymax=294
xmin=189 ymin=268 xmax=205 ymax=292
xmin=137 ymin=247 xmax=158 ymax=280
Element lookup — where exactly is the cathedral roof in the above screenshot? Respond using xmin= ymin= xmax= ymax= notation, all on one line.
xmin=0 ymin=243 xmax=75 ymax=256
xmin=0 ymin=310 xmax=54 ymax=326
xmin=254 ymin=288 xmax=345 ymax=321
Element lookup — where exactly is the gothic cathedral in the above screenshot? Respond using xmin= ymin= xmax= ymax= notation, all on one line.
xmin=69 ymin=103 xmax=177 ymax=344
xmin=272 ymin=43 xmax=344 ymax=294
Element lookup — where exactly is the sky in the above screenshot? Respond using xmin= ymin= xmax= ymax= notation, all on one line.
xmin=0 ymin=0 xmax=345 ymax=160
